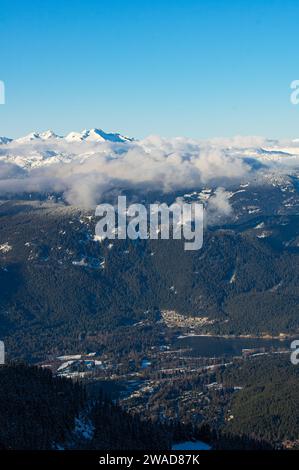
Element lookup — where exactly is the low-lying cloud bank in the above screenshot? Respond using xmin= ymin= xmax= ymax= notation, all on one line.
xmin=0 ymin=132 xmax=299 ymax=210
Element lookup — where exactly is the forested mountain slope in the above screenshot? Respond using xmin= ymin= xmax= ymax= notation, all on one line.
xmin=1 ymin=199 xmax=299 ymax=360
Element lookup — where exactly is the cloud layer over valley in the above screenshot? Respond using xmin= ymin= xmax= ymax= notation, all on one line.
xmin=1 ymin=129 xmax=299 ymax=212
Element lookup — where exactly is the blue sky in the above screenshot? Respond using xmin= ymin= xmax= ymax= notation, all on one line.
xmin=0 ymin=0 xmax=298 ymax=139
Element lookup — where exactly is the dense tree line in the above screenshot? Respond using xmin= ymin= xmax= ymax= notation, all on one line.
xmin=0 ymin=363 xmax=171 ymax=450
xmin=0 ymin=363 xmax=84 ymax=449
xmin=218 ymin=355 xmax=299 ymax=444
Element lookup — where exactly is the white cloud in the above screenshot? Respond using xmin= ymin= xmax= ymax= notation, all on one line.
xmin=0 ymin=133 xmax=298 ymax=212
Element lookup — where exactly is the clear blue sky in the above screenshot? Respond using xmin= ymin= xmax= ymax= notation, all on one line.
xmin=0 ymin=0 xmax=298 ymax=139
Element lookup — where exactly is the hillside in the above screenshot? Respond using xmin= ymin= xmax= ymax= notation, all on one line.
xmin=0 ymin=363 xmax=170 ymax=450
xmin=1 ymin=198 xmax=299 ymax=360
xmin=220 ymin=355 xmax=299 ymax=446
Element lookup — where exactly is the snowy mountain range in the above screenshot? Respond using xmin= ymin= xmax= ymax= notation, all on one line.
xmin=1 ymin=128 xmax=133 ymax=145
xmin=1 ymin=129 xmax=299 ymax=171
xmin=0 ymin=136 xmax=13 ymax=144
xmin=1 ymin=128 xmax=299 ymax=207
xmin=0 ymin=128 xmax=134 ymax=170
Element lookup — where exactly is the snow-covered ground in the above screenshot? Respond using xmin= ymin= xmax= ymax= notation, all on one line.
xmin=57 ymin=354 xmax=82 ymax=361
xmin=0 ymin=243 xmax=12 ymax=253
xmin=74 ymin=414 xmax=95 ymax=440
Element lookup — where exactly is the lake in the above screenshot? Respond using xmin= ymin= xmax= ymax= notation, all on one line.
xmin=175 ymin=335 xmax=291 ymax=358
xmin=172 ymin=440 xmax=211 ymax=450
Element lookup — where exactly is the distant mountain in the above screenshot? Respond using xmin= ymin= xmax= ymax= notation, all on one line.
xmin=0 ymin=130 xmax=298 ymax=176
xmin=0 ymin=136 xmax=12 ymax=144
xmin=0 ymin=128 xmax=134 ymax=170
xmin=0 ymin=128 xmax=133 ymax=145
xmin=65 ymin=128 xmax=133 ymax=143
xmin=14 ymin=130 xmax=61 ymax=143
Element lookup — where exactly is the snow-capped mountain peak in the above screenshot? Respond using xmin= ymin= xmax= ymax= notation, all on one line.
xmin=40 ymin=130 xmax=61 ymax=140
xmin=65 ymin=128 xmax=132 ymax=143
xmin=0 ymin=128 xmax=133 ymax=145
xmin=0 ymin=136 xmax=12 ymax=144
xmin=14 ymin=130 xmax=61 ymax=143
xmin=14 ymin=132 xmax=40 ymax=143
xmin=0 ymin=128 xmax=134 ymax=170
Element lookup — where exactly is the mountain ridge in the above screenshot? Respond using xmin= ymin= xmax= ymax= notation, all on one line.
xmin=0 ymin=128 xmax=133 ymax=145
